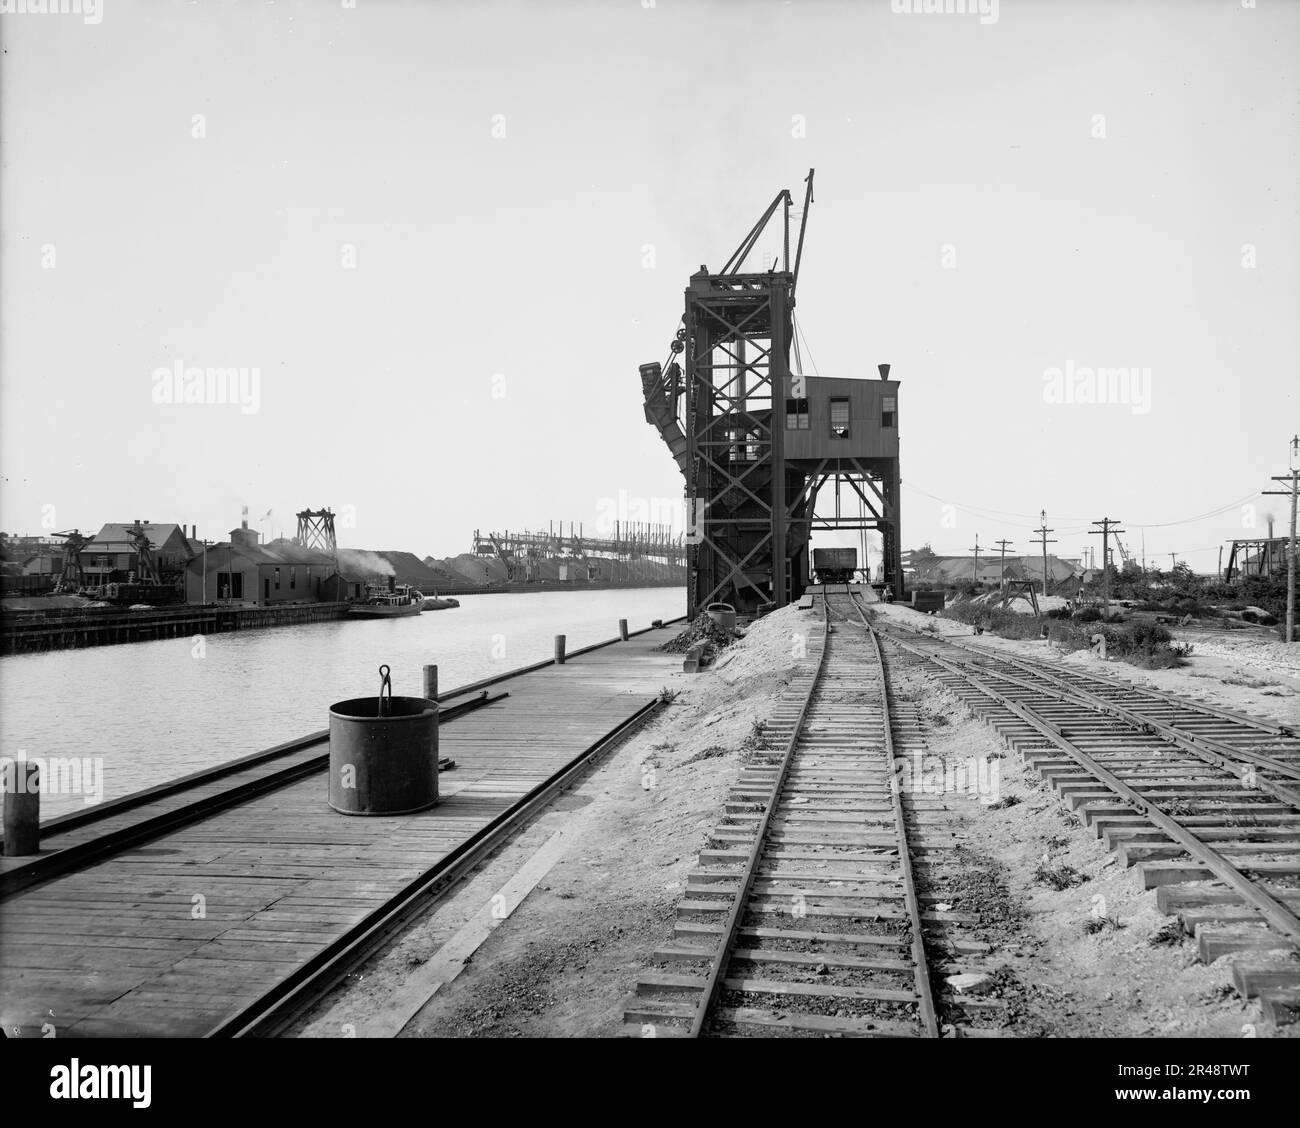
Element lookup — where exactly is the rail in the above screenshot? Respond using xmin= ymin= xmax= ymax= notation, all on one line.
xmin=873 ymin=615 xmax=1300 ymax=948
xmin=207 ymin=698 xmax=664 ymax=1037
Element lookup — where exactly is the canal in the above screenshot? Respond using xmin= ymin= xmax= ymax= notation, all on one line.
xmin=0 ymin=587 xmax=685 ymax=818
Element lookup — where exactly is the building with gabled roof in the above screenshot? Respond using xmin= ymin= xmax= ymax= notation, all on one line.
xmin=84 ymin=522 xmax=192 ymax=584
xmin=184 ymin=523 xmax=340 ymax=605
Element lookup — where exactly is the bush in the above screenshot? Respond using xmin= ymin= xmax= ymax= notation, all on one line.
xmin=1241 ymin=610 xmax=1258 ymax=623
xmin=1122 ymin=620 xmax=1172 ymax=651
xmin=940 ymin=600 xmax=1042 ymax=639
xmin=1046 ymin=607 xmax=1072 ymax=620
xmin=1043 ymin=617 xmax=1190 ymax=670
xmin=1073 ymin=607 xmax=1102 ymax=623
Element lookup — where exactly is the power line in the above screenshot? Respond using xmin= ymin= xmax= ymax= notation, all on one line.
xmin=903 ymin=483 xmax=1267 ymax=531
xmin=994 ymin=538 xmax=1014 ymax=594
xmin=1090 ymin=517 xmax=1125 ymax=611
xmin=1127 ymin=491 xmax=1267 ymax=528
xmin=902 ymin=482 xmax=1090 ymax=523
xmin=1033 ymin=510 xmax=1056 ymax=598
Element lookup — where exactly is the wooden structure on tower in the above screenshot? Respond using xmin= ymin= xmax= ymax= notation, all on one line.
xmin=295 ymin=509 xmax=338 ymax=556
xmin=640 ymin=171 xmax=903 ymax=617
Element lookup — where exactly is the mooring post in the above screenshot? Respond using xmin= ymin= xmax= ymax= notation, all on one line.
xmin=555 ymin=634 xmax=566 ymax=664
xmin=3 ymin=760 xmax=40 ymax=856
xmin=619 ymin=618 xmax=629 ymax=641
xmin=423 ymin=663 xmax=438 ymax=703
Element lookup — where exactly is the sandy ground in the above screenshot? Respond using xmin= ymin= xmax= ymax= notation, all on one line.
xmin=1171 ymin=631 xmax=1300 ymax=683
xmin=289 ymin=605 xmax=815 ymax=1038
xmin=893 ymin=658 xmax=1271 ymax=1037
xmin=873 ymin=602 xmax=1300 ymax=730
xmin=289 ymin=601 xmax=1295 ymax=1038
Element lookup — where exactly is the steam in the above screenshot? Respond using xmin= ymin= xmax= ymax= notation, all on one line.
xmin=338 ymin=548 xmax=396 ymax=577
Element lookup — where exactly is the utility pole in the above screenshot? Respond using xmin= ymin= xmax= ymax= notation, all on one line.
xmin=1263 ymin=434 xmax=1300 ymax=644
xmin=994 ymin=538 xmax=1014 ymax=595
xmin=969 ymin=535 xmax=980 ymax=586
xmin=1169 ymin=552 xmax=1177 ymax=570
xmin=200 ymin=539 xmax=213 ymax=604
xmin=1218 ymin=545 xmax=1223 ymax=581
xmin=1090 ymin=517 xmax=1125 ymax=614
xmin=1033 ymin=510 xmax=1056 ymax=598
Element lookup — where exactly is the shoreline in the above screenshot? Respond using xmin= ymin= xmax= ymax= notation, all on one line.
xmin=0 ymin=582 xmax=688 ymax=656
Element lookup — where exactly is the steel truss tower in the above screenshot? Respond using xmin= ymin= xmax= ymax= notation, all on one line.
xmin=295 ymin=509 xmax=337 ymax=555
xmin=641 ymin=171 xmax=903 ymax=619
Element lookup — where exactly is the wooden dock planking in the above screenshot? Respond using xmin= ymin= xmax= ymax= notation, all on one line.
xmin=0 ymin=744 xmax=330 ymax=879
xmin=0 ymin=623 xmax=683 ymax=1037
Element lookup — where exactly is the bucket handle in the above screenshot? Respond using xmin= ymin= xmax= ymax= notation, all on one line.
xmin=378 ymin=664 xmax=392 ymax=716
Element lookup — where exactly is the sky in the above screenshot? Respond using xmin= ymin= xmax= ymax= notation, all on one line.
xmin=1 ymin=0 xmax=1296 ymax=573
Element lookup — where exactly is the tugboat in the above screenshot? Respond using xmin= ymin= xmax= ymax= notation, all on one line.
xmin=348 ymin=583 xmax=424 ymax=619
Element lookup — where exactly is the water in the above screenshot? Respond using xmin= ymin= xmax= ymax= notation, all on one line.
xmin=0 ymin=587 xmax=685 ymax=818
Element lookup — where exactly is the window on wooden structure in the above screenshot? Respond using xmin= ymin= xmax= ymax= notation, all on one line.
xmin=882 ymin=395 xmax=896 ymax=428
xmin=785 ymin=398 xmax=810 ymax=429
xmin=274 ymin=567 xmax=281 ymax=590
xmin=290 ymin=567 xmax=297 ymax=590
xmin=830 ymin=397 xmax=850 ymax=438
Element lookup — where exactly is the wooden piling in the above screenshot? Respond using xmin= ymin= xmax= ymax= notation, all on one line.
xmin=3 ymin=760 xmax=40 ymax=856
xmin=619 ymin=618 xmax=629 ymax=641
xmin=554 ymin=635 xmax=566 ymax=664
xmin=423 ymin=664 xmax=438 ymax=702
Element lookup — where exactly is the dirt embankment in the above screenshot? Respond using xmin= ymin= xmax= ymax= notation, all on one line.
xmin=873 ymin=601 xmax=1300 ymax=728
xmin=293 ymin=605 xmax=814 ymax=1038
xmin=294 ymin=602 xmax=1292 ymax=1038
xmin=896 ymin=659 xmax=1267 ymax=1037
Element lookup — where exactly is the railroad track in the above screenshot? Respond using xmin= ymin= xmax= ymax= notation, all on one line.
xmin=208 ymin=697 xmax=664 ymax=1037
xmin=873 ymin=610 xmax=1300 ymax=1029
xmin=625 ymin=590 xmax=941 ymax=1038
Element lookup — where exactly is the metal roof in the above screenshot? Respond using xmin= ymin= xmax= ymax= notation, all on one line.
xmin=89 ymin=523 xmax=189 ymax=552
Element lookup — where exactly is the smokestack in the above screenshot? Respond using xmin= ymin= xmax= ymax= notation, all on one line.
xmin=191 ymin=525 xmax=197 ymax=539
xmin=878 ymin=363 xmax=891 ymax=380
xmin=1268 ymin=516 xmax=1274 ymax=539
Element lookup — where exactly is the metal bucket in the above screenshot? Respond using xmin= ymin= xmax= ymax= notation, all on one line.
xmin=706 ymin=602 xmax=737 ymax=633
xmin=328 ymin=674 xmax=439 ymax=815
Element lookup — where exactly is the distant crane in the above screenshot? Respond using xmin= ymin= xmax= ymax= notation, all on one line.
xmin=122 ymin=521 xmax=163 ymax=585
xmin=51 ymin=529 xmax=92 ymax=594
xmin=1112 ymin=532 xmax=1133 ymax=568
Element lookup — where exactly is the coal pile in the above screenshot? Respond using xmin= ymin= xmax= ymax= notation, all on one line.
xmin=659 ymin=612 xmax=737 ymax=654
